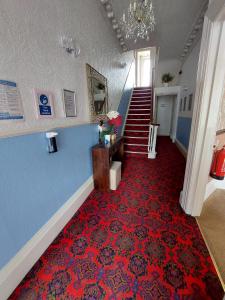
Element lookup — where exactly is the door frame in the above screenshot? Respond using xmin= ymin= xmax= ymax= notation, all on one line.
xmin=180 ymin=0 xmax=225 ymax=216
xmin=154 ymin=86 xmax=181 ymax=142
xmin=135 ymin=47 xmax=156 ymax=87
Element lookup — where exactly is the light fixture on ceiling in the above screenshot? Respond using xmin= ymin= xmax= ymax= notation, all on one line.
xmin=120 ymin=0 xmax=155 ymax=43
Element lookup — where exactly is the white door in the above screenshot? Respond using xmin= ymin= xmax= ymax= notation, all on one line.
xmin=136 ymin=49 xmax=151 ymax=87
xmin=156 ymin=96 xmax=173 ymax=136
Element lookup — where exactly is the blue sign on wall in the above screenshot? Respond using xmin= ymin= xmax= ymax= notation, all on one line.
xmin=39 ymin=94 xmax=52 ymax=115
xmin=34 ymin=90 xmax=54 ymax=118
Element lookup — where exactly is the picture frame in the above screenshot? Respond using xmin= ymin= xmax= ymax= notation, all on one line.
xmin=180 ymin=98 xmax=183 ymax=112
xmin=188 ymin=94 xmax=193 ymax=111
xmin=63 ymin=89 xmax=77 ymax=117
xmin=183 ymin=96 xmax=187 ymax=111
xmin=34 ymin=89 xmax=55 ymax=119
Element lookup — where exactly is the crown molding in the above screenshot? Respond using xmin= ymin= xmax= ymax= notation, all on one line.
xmin=180 ymin=1 xmax=209 ymax=64
xmin=99 ymin=0 xmax=128 ymax=52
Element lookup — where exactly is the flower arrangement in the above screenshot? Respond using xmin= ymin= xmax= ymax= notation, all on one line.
xmin=98 ymin=111 xmax=122 ymax=143
xmin=107 ymin=111 xmax=122 ymax=127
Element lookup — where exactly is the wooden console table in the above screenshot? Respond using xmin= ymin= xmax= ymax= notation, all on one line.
xmin=92 ymin=137 xmax=124 ymax=192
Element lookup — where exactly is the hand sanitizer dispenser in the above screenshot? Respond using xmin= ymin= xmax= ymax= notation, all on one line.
xmin=46 ymin=132 xmax=58 ymax=153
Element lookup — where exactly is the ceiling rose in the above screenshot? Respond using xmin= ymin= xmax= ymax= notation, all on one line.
xmin=120 ymin=0 xmax=156 ymax=43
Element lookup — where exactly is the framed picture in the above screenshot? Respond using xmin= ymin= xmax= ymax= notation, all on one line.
xmin=188 ymin=94 xmax=193 ymax=111
xmin=34 ymin=89 xmax=55 ymax=119
xmin=180 ymin=98 xmax=183 ymax=112
xmin=63 ymin=89 xmax=77 ymax=117
xmin=183 ymin=96 xmax=187 ymax=111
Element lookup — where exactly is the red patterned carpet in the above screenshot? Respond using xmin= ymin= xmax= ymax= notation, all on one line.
xmin=9 ymin=137 xmax=223 ymax=300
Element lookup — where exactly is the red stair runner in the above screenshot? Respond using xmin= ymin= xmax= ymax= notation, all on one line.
xmin=124 ymin=87 xmax=153 ymax=156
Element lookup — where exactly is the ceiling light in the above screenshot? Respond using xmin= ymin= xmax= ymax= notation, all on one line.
xmin=120 ymin=0 xmax=155 ymax=42
xmin=112 ymin=23 xmax=119 ymax=30
xmin=105 ymin=3 xmax=112 ymax=11
xmin=107 ymin=11 xmax=114 ymax=18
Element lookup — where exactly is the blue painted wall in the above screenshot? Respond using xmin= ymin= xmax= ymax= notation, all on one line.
xmin=176 ymin=117 xmax=192 ymax=149
xmin=118 ymin=62 xmax=135 ymax=135
xmin=0 ymin=124 xmax=98 ymax=268
xmin=118 ymin=88 xmax=133 ymax=134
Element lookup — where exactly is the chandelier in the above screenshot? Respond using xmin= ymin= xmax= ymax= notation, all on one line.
xmin=120 ymin=0 xmax=155 ymax=42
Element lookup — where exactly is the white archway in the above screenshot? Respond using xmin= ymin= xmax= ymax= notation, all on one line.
xmin=180 ymin=0 xmax=225 ymax=216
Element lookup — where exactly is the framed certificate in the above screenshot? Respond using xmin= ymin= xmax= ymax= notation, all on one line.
xmin=63 ymin=89 xmax=77 ymax=117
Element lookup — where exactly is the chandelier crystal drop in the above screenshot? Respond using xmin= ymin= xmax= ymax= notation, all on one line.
xmin=120 ymin=0 xmax=155 ymax=42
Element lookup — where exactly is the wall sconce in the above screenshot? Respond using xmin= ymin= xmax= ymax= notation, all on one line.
xmin=46 ymin=132 xmax=58 ymax=153
xmin=119 ymin=62 xmax=127 ymax=68
xmin=60 ymin=36 xmax=80 ymax=57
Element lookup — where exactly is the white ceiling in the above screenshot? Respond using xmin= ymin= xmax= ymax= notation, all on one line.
xmin=109 ymin=0 xmax=208 ymax=60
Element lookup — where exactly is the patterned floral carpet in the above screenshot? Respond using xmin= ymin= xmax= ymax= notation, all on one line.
xmin=9 ymin=137 xmax=223 ymax=299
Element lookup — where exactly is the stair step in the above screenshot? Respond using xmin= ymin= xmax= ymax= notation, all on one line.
xmin=124 ymin=137 xmax=149 ymax=144
xmin=134 ymin=87 xmax=151 ymax=89
xmin=124 ymin=132 xmax=149 ymax=138
xmin=128 ymin=111 xmax=151 ymax=117
xmin=130 ymin=103 xmax=151 ymax=106
xmin=125 ymin=144 xmax=148 ymax=152
xmin=126 ymin=119 xmax=150 ymax=127
xmin=134 ymin=89 xmax=151 ymax=92
xmin=129 ymin=108 xmax=151 ymax=111
xmin=125 ymin=151 xmax=148 ymax=155
xmin=126 ymin=123 xmax=149 ymax=126
xmin=128 ymin=113 xmax=150 ymax=115
xmin=133 ymin=90 xmax=151 ymax=92
xmin=126 ymin=119 xmax=150 ymax=121
xmin=124 ymin=136 xmax=148 ymax=139
xmin=124 ymin=130 xmax=149 ymax=133
xmin=131 ymin=97 xmax=152 ymax=102
xmin=125 ymin=143 xmax=149 ymax=147
xmin=127 ymin=116 xmax=151 ymax=119
xmin=132 ymin=92 xmax=152 ymax=97
xmin=131 ymin=100 xmax=151 ymax=102
xmin=132 ymin=94 xmax=152 ymax=99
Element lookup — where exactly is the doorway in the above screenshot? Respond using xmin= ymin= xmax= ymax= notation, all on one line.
xmin=136 ymin=49 xmax=151 ymax=87
xmin=156 ymin=96 xmax=174 ymax=136
xmin=180 ymin=3 xmax=225 ymax=217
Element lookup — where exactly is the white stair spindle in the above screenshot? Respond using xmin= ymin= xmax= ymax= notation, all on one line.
xmin=148 ymin=123 xmax=159 ymax=159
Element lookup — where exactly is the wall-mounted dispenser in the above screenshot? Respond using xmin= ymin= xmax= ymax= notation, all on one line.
xmin=46 ymin=132 xmax=58 ymax=153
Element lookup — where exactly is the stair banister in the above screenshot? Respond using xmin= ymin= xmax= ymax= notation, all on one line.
xmin=148 ymin=123 xmax=159 ymax=159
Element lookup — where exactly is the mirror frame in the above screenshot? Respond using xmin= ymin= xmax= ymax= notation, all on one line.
xmin=86 ymin=63 xmax=108 ymax=122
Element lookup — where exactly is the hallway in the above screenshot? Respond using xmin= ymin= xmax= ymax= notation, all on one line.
xmin=9 ymin=138 xmax=223 ymax=299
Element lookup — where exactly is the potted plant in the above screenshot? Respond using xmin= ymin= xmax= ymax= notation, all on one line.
xmin=97 ymin=83 xmax=105 ymax=93
xmin=162 ymin=73 xmax=174 ymax=87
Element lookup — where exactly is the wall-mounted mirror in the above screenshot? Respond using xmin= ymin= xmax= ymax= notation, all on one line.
xmin=86 ymin=64 xmax=108 ymax=122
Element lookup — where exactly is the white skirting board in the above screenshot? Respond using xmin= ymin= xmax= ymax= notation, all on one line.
xmin=175 ymin=139 xmax=187 ymax=158
xmin=205 ymin=177 xmax=225 ymax=201
xmin=0 ymin=176 xmax=94 ymax=300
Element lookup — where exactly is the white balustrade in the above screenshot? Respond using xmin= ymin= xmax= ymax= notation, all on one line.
xmin=148 ymin=123 xmax=159 ymax=159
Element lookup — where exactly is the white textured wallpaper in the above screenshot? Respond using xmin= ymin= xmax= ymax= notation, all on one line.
xmin=0 ymin=0 xmax=133 ymax=137
xmin=178 ymin=40 xmax=201 ymax=118
xmin=217 ymin=89 xmax=225 ymax=131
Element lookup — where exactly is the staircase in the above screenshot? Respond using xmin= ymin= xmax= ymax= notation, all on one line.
xmin=124 ymin=87 xmax=153 ymax=156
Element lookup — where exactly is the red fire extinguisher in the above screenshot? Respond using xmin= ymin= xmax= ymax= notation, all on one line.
xmin=210 ymin=146 xmax=225 ymax=180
